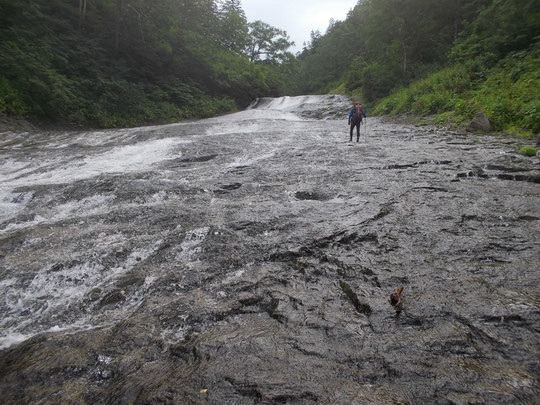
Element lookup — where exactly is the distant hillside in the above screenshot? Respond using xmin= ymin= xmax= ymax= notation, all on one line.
xmin=0 ymin=0 xmax=293 ymax=128
xmin=285 ymin=0 xmax=539 ymax=135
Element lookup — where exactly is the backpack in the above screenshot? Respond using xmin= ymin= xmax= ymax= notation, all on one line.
xmin=354 ymin=105 xmax=363 ymax=119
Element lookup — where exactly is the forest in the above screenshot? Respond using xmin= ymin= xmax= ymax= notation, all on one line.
xmin=0 ymin=0 xmax=539 ymax=133
xmin=0 ymin=0 xmax=293 ymax=127
xmin=289 ymin=0 xmax=539 ymax=135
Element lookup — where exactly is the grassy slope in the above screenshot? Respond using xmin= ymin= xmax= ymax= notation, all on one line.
xmin=370 ymin=44 xmax=539 ymax=138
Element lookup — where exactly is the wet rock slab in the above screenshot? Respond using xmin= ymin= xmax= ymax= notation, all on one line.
xmin=0 ymin=96 xmax=539 ymax=404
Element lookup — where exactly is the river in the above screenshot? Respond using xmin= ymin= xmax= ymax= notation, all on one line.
xmin=1 ymin=95 xmax=539 ymax=404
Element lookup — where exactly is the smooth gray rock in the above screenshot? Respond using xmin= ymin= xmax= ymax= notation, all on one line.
xmin=466 ymin=111 xmax=491 ymax=132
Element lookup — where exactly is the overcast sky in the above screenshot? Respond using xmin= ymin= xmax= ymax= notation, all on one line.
xmin=241 ymin=0 xmax=359 ymax=54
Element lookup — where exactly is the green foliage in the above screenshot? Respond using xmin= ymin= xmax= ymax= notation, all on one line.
xmin=0 ymin=77 xmax=27 ymax=117
xmin=374 ymin=65 xmax=471 ymax=116
xmin=361 ymin=63 xmax=403 ymax=102
xmin=283 ymin=0 xmax=538 ymax=134
xmin=217 ymin=0 xmax=249 ymax=54
xmin=518 ymin=146 xmax=536 ymax=156
xmin=247 ymin=20 xmax=295 ymax=64
xmin=465 ymin=48 xmax=540 ymax=133
xmin=0 ymin=0 xmax=291 ymax=128
xmin=329 ymin=83 xmax=347 ymax=95
xmin=450 ymin=0 xmax=540 ymax=67
xmin=290 ymin=0 xmax=467 ymax=97
xmin=343 ymin=56 xmax=367 ymax=92
xmin=374 ymin=45 xmax=540 ymax=134
xmin=518 ymin=146 xmax=537 ymax=157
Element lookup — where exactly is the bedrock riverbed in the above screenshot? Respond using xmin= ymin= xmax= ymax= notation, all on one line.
xmin=0 ymin=95 xmax=539 ymax=404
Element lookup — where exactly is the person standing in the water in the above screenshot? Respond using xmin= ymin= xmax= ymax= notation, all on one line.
xmin=348 ymin=102 xmax=366 ymax=142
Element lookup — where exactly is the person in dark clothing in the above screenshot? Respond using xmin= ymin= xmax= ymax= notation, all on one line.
xmin=348 ymin=102 xmax=366 ymax=142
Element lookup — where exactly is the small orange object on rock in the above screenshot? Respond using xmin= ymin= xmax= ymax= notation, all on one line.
xmin=390 ymin=286 xmax=404 ymax=312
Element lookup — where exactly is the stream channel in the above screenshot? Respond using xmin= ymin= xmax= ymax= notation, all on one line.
xmin=0 ymin=95 xmax=539 ymax=404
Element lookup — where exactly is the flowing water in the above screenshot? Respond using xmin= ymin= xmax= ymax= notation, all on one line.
xmin=0 ymin=95 xmax=539 ymax=404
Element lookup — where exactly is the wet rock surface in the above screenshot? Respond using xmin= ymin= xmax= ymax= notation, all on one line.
xmin=1 ymin=95 xmax=539 ymax=404
xmin=466 ymin=111 xmax=492 ymax=133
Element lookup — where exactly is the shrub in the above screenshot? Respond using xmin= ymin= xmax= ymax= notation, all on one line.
xmin=362 ymin=63 xmax=401 ymax=102
xmin=373 ymin=45 xmax=539 ymax=135
xmin=373 ymin=64 xmax=470 ymax=116
xmin=518 ymin=146 xmax=537 ymax=156
xmin=0 ymin=77 xmax=27 ymax=117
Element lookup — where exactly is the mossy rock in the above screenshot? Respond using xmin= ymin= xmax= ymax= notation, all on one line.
xmin=518 ymin=146 xmax=537 ymax=157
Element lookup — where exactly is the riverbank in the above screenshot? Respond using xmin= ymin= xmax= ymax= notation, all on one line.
xmin=0 ymin=112 xmax=37 ymax=133
xmin=372 ymin=48 xmax=540 ymax=138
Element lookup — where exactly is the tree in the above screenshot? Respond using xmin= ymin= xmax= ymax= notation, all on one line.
xmin=217 ymin=0 xmax=249 ymax=54
xmin=79 ymin=0 xmax=88 ymax=30
xmin=303 ymin=30 xmax=321 ymax=54
xmin=247 ymin=20 xmax=294 ymax=63
xmin=0 ymin=0 xmax=287 ymax=126
xmin=287 ymin=0 xmax=502 ymax=98
xmin=451 ymin=0 xmax=540 ymax=65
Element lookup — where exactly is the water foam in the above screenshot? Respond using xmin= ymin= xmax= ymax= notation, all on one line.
xmin=249 ymin=95 xmax=349 ymax=112
xmin=0 ymin=137 xmax=189 ymax=226
xmin=0 ymin=237 xmax=165 ymax=348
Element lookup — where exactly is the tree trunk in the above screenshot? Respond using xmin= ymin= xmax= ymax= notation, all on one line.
xmin=79 ymin=0 xmax=87 ymax=30
xmin=454 ymin=0 xmax=461 ymax=42
xmin=79 ymin=0 xmax=83 ymax=29
xmin=402 ymin=41 xmax=407 ymax=73
xmin=114 ymin=0 xmax=124 ymax=53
